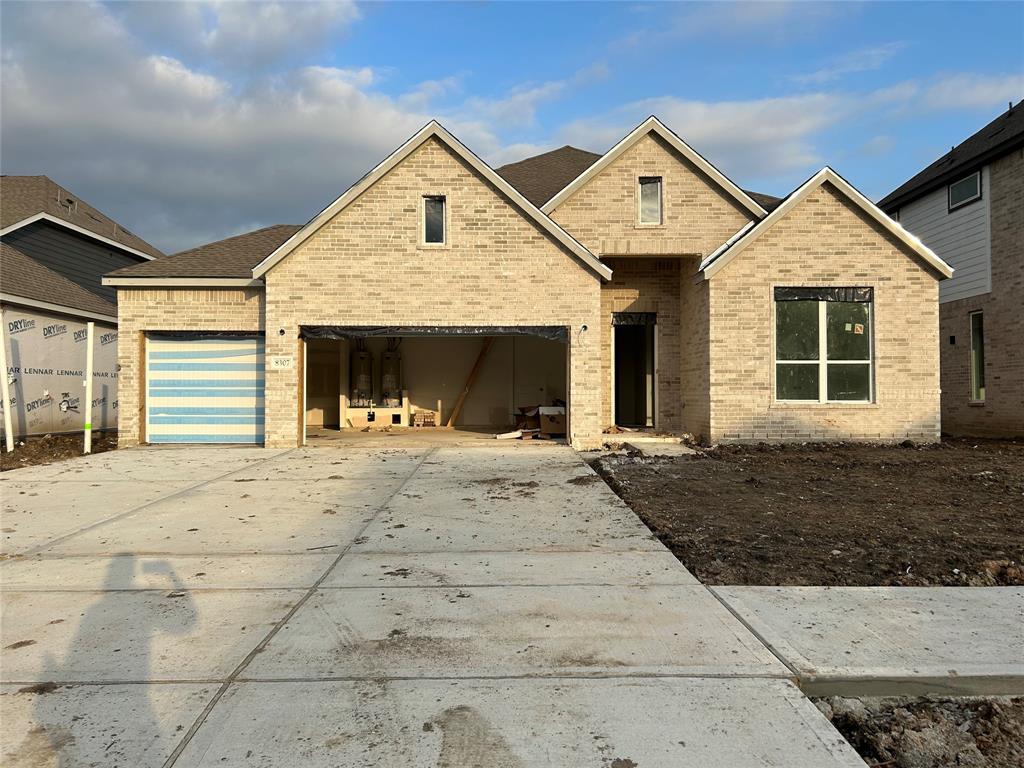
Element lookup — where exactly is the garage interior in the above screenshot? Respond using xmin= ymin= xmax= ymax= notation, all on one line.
xmin=303 ymin=328 xmax=568 ymax=437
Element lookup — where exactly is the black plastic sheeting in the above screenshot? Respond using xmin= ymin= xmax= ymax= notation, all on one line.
xmin=146 ymin=331 xmax=265 ymax=341
xmin=773 ymin=287 xmax=873 ymax=303
xmin=611 ymin=312 xmax=656 ymax=326
xmin=300 ymin=325 xmax=569 ymax=343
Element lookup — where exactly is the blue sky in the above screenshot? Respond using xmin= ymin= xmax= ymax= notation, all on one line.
xmin=2 ymin=1 xmax=1021 ymax=253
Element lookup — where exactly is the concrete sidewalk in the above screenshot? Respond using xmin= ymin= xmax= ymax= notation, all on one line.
xmin=1 ymin=441 xmax=865 ymax=767
xmin=714 ymin=586 xmax=1024 ymax=696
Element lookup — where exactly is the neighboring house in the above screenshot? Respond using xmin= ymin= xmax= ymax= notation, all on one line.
xmin=0 ymin=175 xmax=164 ymax=437
xmin=104 ymin=117 xmax=951 ymax=449
xmin=880 ymin=103 xmax=1023 ymax=437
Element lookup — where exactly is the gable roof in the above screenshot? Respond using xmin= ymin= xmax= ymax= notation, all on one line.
xmin=106 ymin=224 xmax=300 ymax=284
xmin=699 ymin=167 xmax=954 ymax=281
xmin=252 ymin=121 xmax=611 ymax=281
xmin=0 ymin=175 xmax=163 ymax=260
xmin=539 ymin=116 xmax=769 ymax=218
xmin=879 ymin=101 xmax=1024 ymax=211
xmin=499 ymin=142 xmax=783 ymax=212
xmin=1 ymin=242 xmax=117 ymax=320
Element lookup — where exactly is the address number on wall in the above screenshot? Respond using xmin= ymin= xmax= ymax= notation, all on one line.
xmin=270 ymin=355 xmax=294 ymax=370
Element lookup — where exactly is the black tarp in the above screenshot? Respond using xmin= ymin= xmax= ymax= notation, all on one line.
xmin=300 ymin=325 xmax=568 ymax=342
xmin=611 ymin=312 xmax=657 ymax=326
xmin=773 ymin=287 xmax=873 ymax=303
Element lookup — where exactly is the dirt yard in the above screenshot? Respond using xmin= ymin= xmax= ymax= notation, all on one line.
xmin=591 ymin=439 xmax=1024 ymax=586
xmin=0 ymin=432 xmax=117 ymax=471
xmin=815 ymin=696 xmax=1024 ymax=768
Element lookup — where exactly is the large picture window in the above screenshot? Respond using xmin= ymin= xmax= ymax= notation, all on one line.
xmin=775 ymin=287 xmax=873 ymax=402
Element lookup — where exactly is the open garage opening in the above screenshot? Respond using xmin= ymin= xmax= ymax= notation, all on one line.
xmin=301 ymin=327 xmax=569 ymax=440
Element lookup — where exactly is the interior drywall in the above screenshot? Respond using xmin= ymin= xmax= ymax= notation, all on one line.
xmin=305 ymin=335 xmax=566 ymax=428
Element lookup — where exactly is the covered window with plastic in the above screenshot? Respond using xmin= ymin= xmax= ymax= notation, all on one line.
xmin=774 ymin=287 xmax=873 ymax=403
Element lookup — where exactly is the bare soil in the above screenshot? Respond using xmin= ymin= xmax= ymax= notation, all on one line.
xmin=0 ymin=432 xmax=117 ymax=471
xmin=816 ymin=696 xmax=1024 ymax=768
xmin=591 ymin=439 xmax=1024 ymax=586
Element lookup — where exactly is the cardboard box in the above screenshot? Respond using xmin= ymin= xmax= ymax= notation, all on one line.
xmin=539 ymin=413 xmax=566 ymax=435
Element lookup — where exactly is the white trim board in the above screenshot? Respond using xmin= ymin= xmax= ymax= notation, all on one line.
xmin=102 ymin=277 xmax=264 ymax=288
xmin=0 ymin=293 xmax=117 ymax=324
xmin=251 ymin=121 xmax=612 ymax=281
xmin=0 ymin=213 xmax=157 ymax=262
xmin=541 ymin=116 xmax=768 ymax=218
xmin=698 ymin=167 xmax=954 ymax=281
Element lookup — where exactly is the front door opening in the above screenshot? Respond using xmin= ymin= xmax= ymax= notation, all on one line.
xmin=614 ymin=316 xmax=655 ymax=428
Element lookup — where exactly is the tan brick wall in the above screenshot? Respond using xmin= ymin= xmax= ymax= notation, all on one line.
xmin=679 ymin=261 xmax=711 ymax=440
xmin=115 ymin=288 xmax=264 ymax=445
xmin=939 ymin=148 xmax=1024 ymax=436
xmin=263 ymin=137 xmax=603 ymax=448
xmin=707 ymin=182 xmax=942 ymax=442
xmin=600 ymin=258 xmax=682 ymax=430
xmin=549 ymin=133 xmax=753 ymax=257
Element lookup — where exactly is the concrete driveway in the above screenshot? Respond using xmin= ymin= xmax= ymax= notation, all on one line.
xmin=1 ymin=438 xmax=864 ymax=767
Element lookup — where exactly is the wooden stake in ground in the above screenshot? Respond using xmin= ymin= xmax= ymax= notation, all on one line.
xmin=446 ymin=336 xmax=494 ymax=428
xmin=83 ymin=321 xmax=94 ymax=454
xmin=0 ymin=315 xmax=13 ymax=452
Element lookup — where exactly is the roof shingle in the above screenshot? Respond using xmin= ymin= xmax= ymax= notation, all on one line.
xmin=106 ymin=224 xmax=301 ymax=279
xmin=0 ymin=175 xmax=164 ymax=259
xmin=879 ymin=101 xmax=1024 ymax=211
xmin=1 ymin=242 xmax=117 ymax=317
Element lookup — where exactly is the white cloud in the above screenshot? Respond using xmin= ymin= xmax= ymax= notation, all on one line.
xmin=793 ymin=42 xmax=907 ymax=85
xmin=921 ymin=73 xmax=1024 ymax=110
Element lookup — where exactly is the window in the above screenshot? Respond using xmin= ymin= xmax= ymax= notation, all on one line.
xmin=775 ymin=288 xmax=873 ymax=402
xmin=423 ymin=195 xmax=446 ymax=244
xmin=948 ymin=171 xmax=981 ymax=211
xmin=970 ymin=311 xmax=985 ymax=401
xmin=638 ymin=177 xmax=662 ymax=225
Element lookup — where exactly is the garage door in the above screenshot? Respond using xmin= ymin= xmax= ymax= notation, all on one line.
xmin=146 ymin=335 xmax=265 ymax=444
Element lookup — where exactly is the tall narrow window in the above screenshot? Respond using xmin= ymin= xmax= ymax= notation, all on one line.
xmin=775 ymin=288 xmax=873 ymax=402
xmin=970 ymin=311 xmax=985 ymax=401
xmin=424 ymin=195 xmax=445 ymax=244
xmin=638 ymin=177 xmax=662 ymax=225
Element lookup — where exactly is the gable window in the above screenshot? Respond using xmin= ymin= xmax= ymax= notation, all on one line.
xmin=970 ymin=311 xmax=985 ymax=402
xmin=423 ymin=195 xmax=446 ymax=244
xmin=638 ymin=177 xmax=662 ymax=225
xmin=948 ymin=171 xmax=981 ymax=211
xmin=774 ymin=287 xmax=873 ymax=403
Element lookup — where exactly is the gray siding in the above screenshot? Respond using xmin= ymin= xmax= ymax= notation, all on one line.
xmin=2 ymin=221 xmax=145 ymax=304
xmin=898 ymin=166 xmax=991 ymax=303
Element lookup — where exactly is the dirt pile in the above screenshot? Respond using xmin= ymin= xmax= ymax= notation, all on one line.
xmin=815 ymin=696 xmax=1024 ymax=768
xmin=1 ymin=432 xmax=117 ymax=471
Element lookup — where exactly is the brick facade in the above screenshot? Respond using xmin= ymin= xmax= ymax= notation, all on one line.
xmin=116 ymin=288 xmax=264 ymax=445
xmin=113 ymin=127 xmax=948 ymax=447
xmin=707 ymin=182 xmax=941 ymax=442
xmin=261 ymin=137 xmax=603 ymax=448
xmin=938 ymin=149 xmax=1024 ymax=436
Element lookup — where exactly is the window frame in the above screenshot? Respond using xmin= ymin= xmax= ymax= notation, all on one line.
xmin=773 ymin=296 xmax=874 ymax=404
xmin=947 ymin=171 xmax=982 ymax=212
xmin=969 ymin=310 xmax=985 ymax=403
xmin=636 ymin=176 xmax=663 ymax=227
xmin=421 ymin=194 xmax=447 ymax=247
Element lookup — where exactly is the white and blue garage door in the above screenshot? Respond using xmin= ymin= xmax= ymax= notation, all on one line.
xmin=146 ymin=335 xmax=265 ymax=444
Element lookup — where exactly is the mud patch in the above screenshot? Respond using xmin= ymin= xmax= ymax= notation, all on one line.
xmin=5 ymin=639 xmax=37 ymax=650
xmin=430 ymin=704 xmax=522 ymax=768
xmin=16 ymin=682 xmax=61 ymax=695
xmin=566 ymin=475 xmax=601 ymax=486
xmin=1 ymin=432 xmax=117 ymax=471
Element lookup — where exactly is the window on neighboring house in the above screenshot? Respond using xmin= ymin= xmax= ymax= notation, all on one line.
xmin=775 ymin=288 xmax=873 ymax=403
xmin=638 ymin=177 xmax=662 ymax=225
xmin=948 ymin=171 xmax=981 ymax=211
xmin=970 ymin=311 xmax=985 ymax=401
xmin=423 ymin=195 xmax=446 ymax=244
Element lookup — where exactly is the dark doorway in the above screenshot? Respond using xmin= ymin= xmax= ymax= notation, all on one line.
xmin=614 ymin=314 xmax=655 ymax=427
